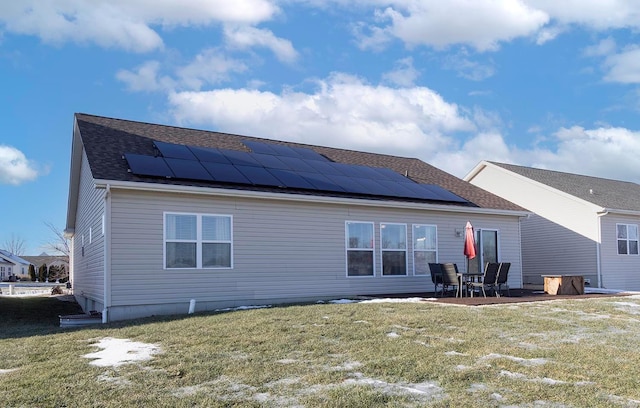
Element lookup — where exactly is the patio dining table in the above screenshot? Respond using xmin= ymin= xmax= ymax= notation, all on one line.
xmin=458 ymin=272 xmax=484 ymax=297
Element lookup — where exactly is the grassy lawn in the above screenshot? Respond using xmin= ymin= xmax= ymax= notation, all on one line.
xmin=2 ymin=295 xmax=640 ymax=407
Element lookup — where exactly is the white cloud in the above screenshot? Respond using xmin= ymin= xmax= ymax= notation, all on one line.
xmin=442 ymin=50 xmax=495 ymax=81
xmin=177 ymin=49 xmax=248 ymax=90
xmin=0 ymin=145 xmax=41 ymax=185
xmin=224 ymin=25 xmax=298 ymax=63
xmin=381 ymin=57 xmax=420 ymax=87
xmin=583 ymin=37 xmax=616 ymax=57
xmin=534 ymin=126 xmax=640 ymax=181
xmin=355 ymin=0 xmax=549 ymax=52
xmin=168 ymin=73 xmax=474 ymax=157
xmin=603 ymin=46 xmax=640 ymax=84
xmin=431 ymin=131 xmax=511 ymax=177
xmin=0 ymin=0 xmax=278 ymax=52
xmin=116 ymin=60 xmax=175 ymax=92
xmin=526 ymin=1 xmax=640 ymax=31
xmin=116 ymin=51 xmax=248 ymax=92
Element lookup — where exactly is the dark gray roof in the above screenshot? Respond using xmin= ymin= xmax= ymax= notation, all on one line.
xmin=491 ymin=161 xmax=640 ymax=212
xmin=74 ymin=113 xmax=524 ymax=211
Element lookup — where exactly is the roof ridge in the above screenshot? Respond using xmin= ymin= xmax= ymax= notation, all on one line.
xmin=489 ymin=160 xmax=639 ymax=186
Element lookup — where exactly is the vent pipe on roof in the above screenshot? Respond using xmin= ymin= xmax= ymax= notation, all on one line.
xmin=405 ymin=170 xmax=409 ymax=177
xmin=589 ymin=189 xmax=594 ymax=194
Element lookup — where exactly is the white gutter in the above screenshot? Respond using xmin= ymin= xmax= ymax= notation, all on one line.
xmin=93 ymin=179 xmax=531 ymax=217
xmin=102 ymin=184 xmax=112 ymax=324
xmin=598 ymin=208 xmax=640 ymax=216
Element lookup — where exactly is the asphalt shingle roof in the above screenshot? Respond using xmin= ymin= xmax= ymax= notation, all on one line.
xmin=74 ymin=113 xmax=524 ymax=211
xmin=491 ymin=161 xmax=640 ymax=212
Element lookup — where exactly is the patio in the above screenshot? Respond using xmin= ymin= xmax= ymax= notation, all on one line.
xmin=362 ymin=288 xmax=633 ymax=306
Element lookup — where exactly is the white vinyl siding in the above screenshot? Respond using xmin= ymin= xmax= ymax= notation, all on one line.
xmin=71 ymin=152 xmax=106 ymax=307
xmin=105 ymin=188 xmax=523 ymax=321
xmin=601 ymin=215 xmax=640 ymax=290
xmin=346 ymin=221 xmax=374 ymax=277
xmin=468 ymin=164 xmax=600 ymax=286
xmin=164 ymin=213 xmax=232 ymax=269
xmin=381 ymin=223 xmax=407 ymax=276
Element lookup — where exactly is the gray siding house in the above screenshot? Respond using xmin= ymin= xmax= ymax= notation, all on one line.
xmin=465 ymin=161 xmax=640 ymax=291
xmin=65 ymin=114 xmax=528 ymax=321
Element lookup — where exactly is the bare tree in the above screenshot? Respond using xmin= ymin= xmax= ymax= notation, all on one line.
xmin=43 ymin=221 xmax=70 ymax=257
xmin=3 ymin=233 xmax=26 ymax=255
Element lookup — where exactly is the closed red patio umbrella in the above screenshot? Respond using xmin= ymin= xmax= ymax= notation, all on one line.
xmin=464 ymin=221 xmax=476 ymax=273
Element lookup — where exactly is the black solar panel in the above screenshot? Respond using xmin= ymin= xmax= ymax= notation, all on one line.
xmin=124 ymin=153 xmax=174 ymax=178
xmin=305 ymin=160 xmax=345 ymax=176
xmin=324 ymin=174 xmax=370 ymax=194
xmin=268 ymin=144 xmax=302 ymax=158
xmin=376 ymin=179 xmax=423 ymax=197
xmin=188 ymin=146 xmax=231 ymax=164
xmin=236 ymin=165 xmax=284 ymax=186
xmin=243 ymin=141 xmax=278 ymax=155
xmin=351 ymin=177 xmax=393 ymax=196
xmin=277 ymin=156 xmax=319 ymax=173
xmin=154 ymin=141 xmax=197 ymax=160
xmin=373 ymin=167 xmax=410 ymax=182
xmin=267 ymin=169 xmax=316 ymax=189
xmin=126 ymin=140 xmax=469 ymax=205
xmin=251 ymin=153 xmax=290 ymax=170
xmin=289 ymin=146 xmax=329 ymax=161
xmin=298 ymin=172 xmax=345 ymax=192
xmin=165 ymin=158 xmax=213 ymax=181
xmin=219 ymin=149 xmax=261 ymax=167
xmin=418 ymin=184 xmax=468 ymax=203
xmin=200 ymin=162 xmax=251 ymax=184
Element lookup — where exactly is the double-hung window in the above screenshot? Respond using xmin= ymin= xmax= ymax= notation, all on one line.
xmin=165 ymin=213 xmax=233 ymax=269
xmin=413 ymin=224 xmax=437 ymax=275
xmin=617 ymin=223 xmax=639 ymax=255
xmin=381 ymin=223 xmax=407 ymax=276
xmin=346 ymin=221 xmax=374 ymax=277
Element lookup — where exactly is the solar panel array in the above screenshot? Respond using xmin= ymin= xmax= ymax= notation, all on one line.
xmin=123 ymin=140 xmax=468 ymax=203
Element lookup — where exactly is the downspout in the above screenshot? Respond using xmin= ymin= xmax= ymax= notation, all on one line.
xmin=102 ymin=184 xmax=112 ymax=323
xmin=518 ymin=214 xmax=529 ymax=288
xmin=596 ymin=210 xmax=609 ymax=289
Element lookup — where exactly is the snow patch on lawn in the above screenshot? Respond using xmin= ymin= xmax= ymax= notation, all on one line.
xmin=481 ymin=353 xmax=548 ymax=366
xmin=83 ymin=338 xmax=161 ymax=367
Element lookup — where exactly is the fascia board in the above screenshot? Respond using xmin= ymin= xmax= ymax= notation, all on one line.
xmin=64 ymin=117 xmax=84 ymax=236
xmin=464 ymin=161 xmax=605 ymax=213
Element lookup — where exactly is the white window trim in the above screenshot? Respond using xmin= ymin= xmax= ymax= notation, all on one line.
xmin=380 ymin=222 xmax=408 ymax=277
xmin=345 ymin=221 xmax=375 ymax=278
xmin=89 ymin=227 xmax=92 ymax=244
xmin=616 ymin=223 xmax=639 ymax=256
xmin=163 ymin=211 xmax=234 ymax=270
xmin=412 ymin=224 xmax=438 ymax=276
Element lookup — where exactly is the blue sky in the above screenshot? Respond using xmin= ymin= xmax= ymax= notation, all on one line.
xmin=2 ymin=1 xmax=640 ymax=254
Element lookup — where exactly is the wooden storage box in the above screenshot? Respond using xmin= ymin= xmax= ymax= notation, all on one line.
xmin=542 ymin=274 xmax=584 ymax=295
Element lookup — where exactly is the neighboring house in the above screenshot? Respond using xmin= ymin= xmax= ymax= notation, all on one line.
xmin=22 ymin=254 xmax=70 ymax=280
xmin=65 ymin=113 xmax=528 ymax=321
xmin=0 ymin=249 xmax=30 ymax=280
xmin=465 ymin=161 xmax=640 ymax=291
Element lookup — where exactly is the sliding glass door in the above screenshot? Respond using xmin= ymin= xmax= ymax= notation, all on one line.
xmin=468 ymin=229 xmax=499 ymax=273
